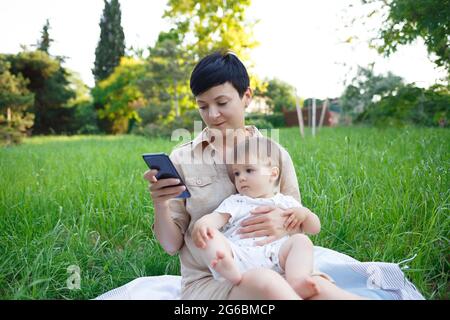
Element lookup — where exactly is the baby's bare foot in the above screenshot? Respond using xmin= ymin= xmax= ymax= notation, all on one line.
xmin=211 ymin=250 xmax=242 ymax=285
xmin=291 ymin=276 xmax=321 ymax=299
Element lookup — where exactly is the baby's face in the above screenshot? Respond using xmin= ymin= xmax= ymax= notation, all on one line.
xmin=231 ymin=161 xmax=278 ymax=198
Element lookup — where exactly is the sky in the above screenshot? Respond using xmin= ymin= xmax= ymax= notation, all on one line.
xmin=0 ymin=0 xmax=447 ymax=99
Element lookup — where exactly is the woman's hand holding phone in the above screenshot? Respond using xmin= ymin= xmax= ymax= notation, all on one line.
xmin=143 ymin=169 xmax=187 ymax=206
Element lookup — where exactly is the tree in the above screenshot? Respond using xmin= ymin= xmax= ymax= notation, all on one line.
xmin=92 ymin=57 xmax=146 ymax=134
xmin=37 ymin=19 xmax=53 ymax=54
xmin=92 ymin=0 xmax=125 ymax=82
xmin=364 ymin=0 xmax=450 ymax=70
xmin=141 ymin=31 xmax=193 ymax=117
xmin=7 ymin=50 xmax=76 ymax=134
xmin=262 ymin=78 xmax=297 ymax=113
xmin=340 ymin=65 xmax=404 ymax=117
xmin=163 ymin=0 xmax=258 ymax=61
xmin=356 ymin=84 xmax=450 ymax=127
xmin=0 ymin=56 xmax=35 ymax=145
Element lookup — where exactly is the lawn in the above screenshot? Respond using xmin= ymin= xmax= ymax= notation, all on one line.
xmin=0 ymin=126 xmax=448 ymax=299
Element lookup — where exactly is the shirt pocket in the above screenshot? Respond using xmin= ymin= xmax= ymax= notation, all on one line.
xmin=185 ymin=175 xmax=221 ymax=222
xmin=185 ymin=175 xmax=216 ymax=188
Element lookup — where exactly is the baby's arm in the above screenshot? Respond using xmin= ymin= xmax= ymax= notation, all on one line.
xmin=192 ymin=212 xmax=231 ymax=248
xmin=285 ymin=207 xmax=321 ymax=235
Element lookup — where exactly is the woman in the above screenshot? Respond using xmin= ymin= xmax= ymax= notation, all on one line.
xmin=143 ymin=51 xmax=368 ymax=299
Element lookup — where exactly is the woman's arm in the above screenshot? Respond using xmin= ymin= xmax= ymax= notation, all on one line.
xmin=153 ymin=202 xmax=185 ymax=255
xmin=144 ymin=169 xmax=189 ymax=256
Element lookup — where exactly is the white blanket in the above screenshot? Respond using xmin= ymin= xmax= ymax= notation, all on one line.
xmin=95 ymin=246 xmax=425 ymax=300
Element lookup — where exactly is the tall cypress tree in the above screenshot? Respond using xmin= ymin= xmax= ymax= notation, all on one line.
xmin=93 ymin=0 xmax=125 ymax=82
xmin=37 ymin=19 xmax=53 ymax=54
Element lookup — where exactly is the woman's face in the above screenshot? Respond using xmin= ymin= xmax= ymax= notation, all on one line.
xmin=195 ymin=82 xmax=252 ymax=134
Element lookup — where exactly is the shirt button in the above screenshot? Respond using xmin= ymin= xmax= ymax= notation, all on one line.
xmin=196 ymin=179 xmax=202 ymax=185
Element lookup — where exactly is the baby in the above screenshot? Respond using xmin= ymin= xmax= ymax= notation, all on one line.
xmin=192 ymin=136 xmax=322 ymax=299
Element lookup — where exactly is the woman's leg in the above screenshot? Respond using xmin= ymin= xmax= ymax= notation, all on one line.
xmin=228 ymin=268 xmax=301 ymax=300
xmin=278 ymin=234 xmax=320 ymax=299
xmin=197 ymin=229 xmax=242 ymax=284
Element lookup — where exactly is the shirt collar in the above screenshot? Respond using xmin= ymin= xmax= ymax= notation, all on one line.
xmin=191 ymin=125 xmax=263 ymax=151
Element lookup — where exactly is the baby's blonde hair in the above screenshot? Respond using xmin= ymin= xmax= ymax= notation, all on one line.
xmin=233 ymin=136 xmax=282 ymax=185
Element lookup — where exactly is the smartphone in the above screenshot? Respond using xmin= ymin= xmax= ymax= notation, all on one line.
xmin=142 ymin=152 xmax=191 ymax=198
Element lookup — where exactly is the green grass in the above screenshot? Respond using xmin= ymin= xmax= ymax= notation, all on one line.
xmin=0 ymin=127 xmax=448 ymax=299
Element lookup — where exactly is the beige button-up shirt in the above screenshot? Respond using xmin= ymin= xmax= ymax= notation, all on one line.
xmin=165 ymin=125 xmax=301 ymax=299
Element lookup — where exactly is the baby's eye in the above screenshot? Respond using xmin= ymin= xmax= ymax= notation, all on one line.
xmin=234 ymin=172 xmax=240 ymax=177
xmin=246 ymin=169 xmax=253 ymax=173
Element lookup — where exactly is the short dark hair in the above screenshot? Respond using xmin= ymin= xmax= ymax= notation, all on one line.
xmin=190 ymin=51 xmax=250 ymax=97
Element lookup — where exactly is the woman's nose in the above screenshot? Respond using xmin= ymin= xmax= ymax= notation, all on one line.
xmin=209 ymin=106 xmax=221 ymax=118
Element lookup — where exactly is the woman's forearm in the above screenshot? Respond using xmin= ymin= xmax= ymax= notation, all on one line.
xmin=153 ymin=203 xmax=184 ymax=255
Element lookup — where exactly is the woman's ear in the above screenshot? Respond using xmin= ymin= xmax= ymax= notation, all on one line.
xmin=244 ymin=87 xmax=253 ymax=108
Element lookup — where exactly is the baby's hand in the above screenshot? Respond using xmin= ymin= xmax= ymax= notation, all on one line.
xmin=192 ymin=219 xmax=215 ymax=249
xmin=283 ymin=208 xmax=308 ymax=231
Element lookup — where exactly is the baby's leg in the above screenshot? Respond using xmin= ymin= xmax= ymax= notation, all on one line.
xmin=278 ymin=234 xmax=319 ymax=299
xmin=198 ymin=230 xmax=242 ymax=284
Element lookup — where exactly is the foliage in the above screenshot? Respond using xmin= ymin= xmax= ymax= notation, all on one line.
xmin=92 ymin=0 xmax=126 ymax=82
xmin=133 ymin=30 xmax=199 ymax=136
xmin=92 ymin=57 xmax=146 ymax=134
xmin=0 ymin=57 xmax=35 ymax=145
xmin=364 ymin=0 xmax=450 ymax=70
xmin=163 ymin=0 xmax=265 ymax=94
xmin=259 ymin=78 xmax=297 ymax=113
xmin=340 ymin=65 xmax=404 ymax=118
xmin=140 ymin=31 xmax=194 ymax=118
xmin=245 ymin=112 xmax=285 ymax=128
xmin=356 ymin=84 xmax=450 ymax=127
xmin=37 ymin=19 xmax=53 ymax=54
xmin=6 ymin=50 xmax=76 ymax=134
xmin=163 ymin=0 xmax=258 ymax=61
xmin=132 ymin=109 xmax=202 ymax=138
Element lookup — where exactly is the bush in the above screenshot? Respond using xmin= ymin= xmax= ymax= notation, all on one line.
xmin=246 ymin=112 xmax=285 ymax=128
xmin=132 ymin=108 xmax=202 ymax=138
xmin=356 ymin=84 xmax=450 ymax=127
xmin=0 ymin=111 xmax=34 ymax=146
xmin=245 ymin=117 xmax=273 ymax=129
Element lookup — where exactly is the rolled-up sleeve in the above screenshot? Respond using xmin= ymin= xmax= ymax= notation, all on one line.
xmin=150 ymin=148 xmax=190 ymax=235
xmin=167 ymin=149 xmax=190 ymax=234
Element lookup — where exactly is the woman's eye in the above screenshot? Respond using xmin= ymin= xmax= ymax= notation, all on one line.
xmin=218 ymin=101 xmax=227 ymax=106
xmin=199 ymin=105 xmax=208 ymax=110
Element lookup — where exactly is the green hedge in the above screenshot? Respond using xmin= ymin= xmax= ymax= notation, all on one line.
xmin=245 ymin=112 xmax=286 ymax=128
